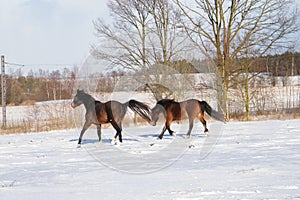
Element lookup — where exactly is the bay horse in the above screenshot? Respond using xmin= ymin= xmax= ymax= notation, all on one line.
xmin=150 ymin=99 xmax=224 ymax=139
xmin=71 ymin=89 xmax=151 ymax=145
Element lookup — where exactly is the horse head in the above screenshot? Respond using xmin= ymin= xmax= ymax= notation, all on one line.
xmin=71 ymin=89 xmax=85 ymax=108
xmin=150 ymin=104 xmax=165 ymax=126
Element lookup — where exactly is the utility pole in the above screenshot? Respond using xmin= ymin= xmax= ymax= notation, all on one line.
xmin=291 ymin=52 xmax=295 ymax=76
xmin=1 ymin=55 xmax=6 ymax=129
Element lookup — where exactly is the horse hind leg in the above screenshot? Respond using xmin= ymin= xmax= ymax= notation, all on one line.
xmin=117 ymin=123 xmax=123 ymax=143
xmin=96 ymin=124 xmax=102 ymax=143
xmin=199 ymin=112 xmax=208 ymax=133
xmin=185 ymin=118 xmax=194 ymax=139
xmin=111 ymin=120 xmax=123 ymax=143
xmin=117 ymin=128 xmax=122 ymax=143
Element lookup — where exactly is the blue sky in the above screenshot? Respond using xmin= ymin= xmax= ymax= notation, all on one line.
xmin=0 ymin=0 xmax=109 ymax=71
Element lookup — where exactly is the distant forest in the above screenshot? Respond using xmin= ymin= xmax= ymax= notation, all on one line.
xmin=172 ymin=52 xmax=300 ymax=76
xmin=1 ymin=52 xmax=300 ymax=106
xmin=1 ymin=68 xmax=76 ymax=105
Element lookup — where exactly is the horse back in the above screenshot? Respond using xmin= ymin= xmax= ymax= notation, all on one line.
xmin=159 ymin=99 xmax=200 ymax=120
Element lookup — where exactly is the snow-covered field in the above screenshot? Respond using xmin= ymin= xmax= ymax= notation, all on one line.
xmin=0 ymin=119 xmax=300 ymax=199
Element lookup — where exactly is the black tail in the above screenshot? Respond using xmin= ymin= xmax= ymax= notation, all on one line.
xmin=199 ymin=101 xmax=225 ymax=122
xmin=126 ymin=100 xmax=152 ymax=123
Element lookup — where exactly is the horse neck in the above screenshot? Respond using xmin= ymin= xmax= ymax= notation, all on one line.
xmin=153 ymin=105 xmax=165 ymax=116
xmin=82 ymin=95 xmax=97 ymax=110
xmin=157 ymin=103 xmax=168 ymax=111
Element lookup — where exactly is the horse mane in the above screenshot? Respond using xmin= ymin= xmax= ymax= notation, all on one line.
xmin=156 ymin=99 xmax=175 ymax=108
xmin=77 ymin=90 xmax=96 ymax=102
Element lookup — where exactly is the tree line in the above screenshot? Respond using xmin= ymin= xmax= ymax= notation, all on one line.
xmin=1 ymin=51 xmax=299 ymax=106
xmin=0 ymin=68 xmax=76 ymax=105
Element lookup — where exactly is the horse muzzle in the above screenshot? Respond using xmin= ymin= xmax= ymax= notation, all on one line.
xmin=149 ymin=121 xmax=156 ymax=126
xmin=70 ymin=102 xmax=76 ymax=108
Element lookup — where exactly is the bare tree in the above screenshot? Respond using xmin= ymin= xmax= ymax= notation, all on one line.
xmin=147 ymin=0 xmax=188 ymax=65
xmin=49 ymin=70 xmax=61 ymax=101
xmin=93 ymin=0 xmax=190 ymax=100
xmin=176 ymin=0 xmax=298 ymax=119
xmin=93 ymin=0 xmax=151 ymax=72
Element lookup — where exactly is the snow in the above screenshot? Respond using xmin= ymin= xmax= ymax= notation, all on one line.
xmin=0 ymin=119 xmax=300 ymax=199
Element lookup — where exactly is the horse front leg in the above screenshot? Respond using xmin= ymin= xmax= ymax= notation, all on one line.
xmin=158 ymin=125 xmax=167 ymax=139
xmin=96 ymin=124 xmax=102 ymax=143
xmin=167 ymin=127 xmax=175 ymax=136
xmin=166 ymin=120 xmax=175 ymax=136
xmin=78 ymin=121 xmax=91 ymax=145
xmin=159 ymin=120 xmax=172 ymax=139
xmin=159 ymin=120 xmax=175 ymax=139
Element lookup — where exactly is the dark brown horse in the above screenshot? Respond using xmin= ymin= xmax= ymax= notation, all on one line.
xmin=71 ymin=89 xmax=151 ymax=145
xmin=150 ymin=99 xmax=224 ymax=139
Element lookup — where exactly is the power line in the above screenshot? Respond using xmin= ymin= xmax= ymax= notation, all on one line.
xmin=6 ymin=63 xmax=77 ymax=68
xmin=3 ymin=59 xmax=80 ymax=68
xmin=21 ymin=64 xmax=78 ymax=66
xmin=4 ymin=62 xmax=25 ymax=67
xmin=1 ymin=56 xmax=7 ymax=129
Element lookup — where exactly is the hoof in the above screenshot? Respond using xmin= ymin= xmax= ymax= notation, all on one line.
xmin=150 ymin=121 xmax=156 ymax=126
xmin=115 ymin=141 xmax=122 ymax=146
xmin=185 ymin=135 xmax=191 ymax=139
xmin=111 ymin=138 xmax=117 ymax=145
